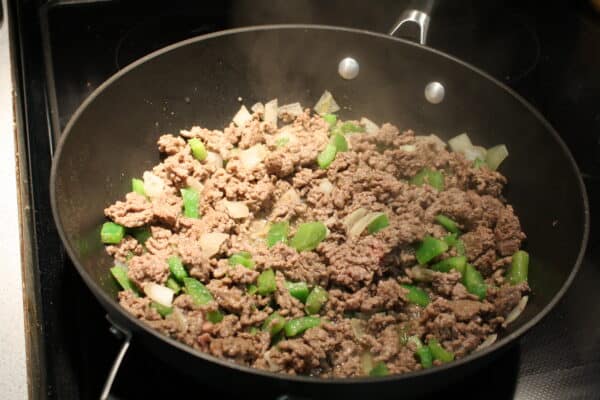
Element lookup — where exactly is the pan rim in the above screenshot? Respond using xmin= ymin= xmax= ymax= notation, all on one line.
xmin=49 ymin=23 xmax=590 ymax=385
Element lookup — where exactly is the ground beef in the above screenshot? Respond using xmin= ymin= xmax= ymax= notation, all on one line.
xmin=103 ymin=102 xmax=528 ymax=378
xmin=104 ymin=192 xmax=153 ymax=228
xmin=127 ymin=253 xmax=169 ymax=289
xmin=105 ymin=236 xmax=143 ymax=263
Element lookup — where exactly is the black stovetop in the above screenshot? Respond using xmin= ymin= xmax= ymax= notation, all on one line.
xmin=11 ymin=1 xmax=600 ymax=399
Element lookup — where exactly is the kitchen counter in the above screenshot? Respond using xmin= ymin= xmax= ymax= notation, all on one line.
xmin=0 ymin=0 xmax=29 ymax=397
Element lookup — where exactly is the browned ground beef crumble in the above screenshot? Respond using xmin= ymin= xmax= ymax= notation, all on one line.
xmin=104 ymin=106 xmax=528 ymax=377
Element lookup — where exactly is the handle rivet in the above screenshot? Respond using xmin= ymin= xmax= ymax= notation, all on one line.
xmin=338 ymin=57 xmax=360 ymax=80
xmin=425 ymin=81 xmax=445 ymax=104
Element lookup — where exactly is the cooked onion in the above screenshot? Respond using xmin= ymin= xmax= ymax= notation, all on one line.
xmin=318 ymin=179 xmax=334 ymax=194
xmin=232 ymin=105 xmax=252 ymax=127
xmin=314 ymin=90 xmax=340 ymax=115
xmin=142 ymin=171 xmax=165 ymax=199
xmin=485 ymin=144 xmax=509 ymax=171
xmin=264 ymin=99 xmax=278 ymax=128
xmin=463 ymin=145 xmax=487 ymax=161
xmin=205 ymin=151 xmax=223 ymax=169
xmin=249 ymin=219 xmax=268 ymax=240
xmin=476 ymin=334 xmax=498 ymax=351
xmin=251 ymin=102 xmax=264 ymax=114
xmin=409 ymin=266 xmax=436 ymax=282
xmin=503 ymin=296 xmax=528 ymax=327
xmin=360 ymin=117 xmax=379 ymax=134
xmin=399 ymin=144 xmax=416 ymax=153
xmin=263 ymin=349 xmax=280 ymax=372
xmin=348 ymin=211 xmax=385 ymax=239
xmin=448 ymin=133 xmax=473 ymax=153
xmin=278 ymin=102 xmax=303 ymax=118
xmin=168 ymin=308 xmax=188 ymax=332
xmin=350 ymin=318 xmax=366 ymax=339
xmin=342 ymin=208 xmax=368 ymax=231
xmin=144 ymin=283 xmax=174 ymax=307
xmin=186 ymin=176 xmax=204 ymax=193
xmin=240 ymin=144 xmax=267 ymax=170
xmin=222 ymin=200 xmax=249 ymax=219
xmin=199 ymin=232 xmax=229 ymax=258
xmin=360 ymin=351 xmax=374 ymax=375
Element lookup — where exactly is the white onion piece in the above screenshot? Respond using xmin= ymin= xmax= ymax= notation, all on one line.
xmin=318 ymin=179 xmax=334 ymax=194
xmin=186 ymin=176 xmax=204 ymax=193
xmin=448 ymin=133 xmax=473 ymax=153
xmin=114 ymin=260 xmax=128 ymax=270
xmin=144 ymin=283 xmax=174 ymax=307
xmin=463 ymin=145 xmax=487 ymax=161
xmin=278 ymin=102 xmax=303 ymax=118
xmin=399 ymin=144 xmax=416 ymax=153
xmin=348 ymin=212 xmax=384 ymax=239
xmin=222 ymin=200 xmax=249 ymax=219
xmin=485 ymin=144 xmax=509 ymax=171
xmin=249 ymin=219 xmax=268 ymax=240
xmin=240 ymin=144 xmax=267 ymax=169
xmin=169 ymin=308 xmax=188 ymax=332
xmin=205 ymin=151 xmax=224 ymax=169
xmin=199 ymin=232 xmax=229 ymax=258
xmin=360 ymin=351 xmax=374 ymax=375
xmin=314 ymin=90 xmax=340 ymax=115
xmin=232 ymin=105 xmax=252 ymax=127
xmin=503 ymin=296 xmax=528 ymax=327
xmin=360 ymin=117 xmax=379 ymax=134
xmin=342 ymin=208 xmax=368 ymax=231
xmin=263 ymin=350 xmax=281 ymax=372
xmin=251 ymin=102 xmax=264 ymax=114
xmin=142 ymin=171 xmax=165 ymax=199
xmin=476 ymin=334 xmax=498 ymax=351
xmin=264 ymin=99 xmax=278 ymax=128
xmin=350 ymin=319 xmax=366 ymax=339
xmin=409 ymin=266 xmax=436 ymax=282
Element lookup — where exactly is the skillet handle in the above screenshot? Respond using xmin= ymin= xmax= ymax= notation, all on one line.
xmin=388 ymin=0 xmax=434 ymax=45
xmin=100 ymin=316 xmax=132 ymax=400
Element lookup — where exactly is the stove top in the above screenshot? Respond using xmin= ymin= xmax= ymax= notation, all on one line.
xmin=11 ymin=1 xmax=600 ymax=399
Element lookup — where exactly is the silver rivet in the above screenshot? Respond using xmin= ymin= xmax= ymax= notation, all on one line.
xmin=424 ymin=81 xmax=445 ymax=104
xmin=338 ymin=57 xmax=360 ymax=80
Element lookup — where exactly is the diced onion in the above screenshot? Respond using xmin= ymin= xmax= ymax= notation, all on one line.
xmin=240 ymin=144 xmax=267 ymax=170
xmin=448 ymin=133 xmax=473 ymax=153
xmin=476 ymin=334 xmax=498 ymax=351
xmin=169 ymin=308 xmax=188 ymax=332
xmin=263 ymin=349 xmax=280 ymax=372
xmin=278 ymin=102 xmax=303 ymax=118
xmin=318 ymin=179 xmax=334 ymax=194
xmin=251 ymin=102 xmax=264 ymax=114
xmin=314 ymin=90 xmax=340 ymax=115
xmin=205 ymin=151 xmax=223 ymax=169
xmin=264 ymin=99 xmax=278 ymax=128
xmin=485 ymin=144 xmax=509 ymax=171
xmin=222 ymin=200 xmax=249 ymax=219
xmin=232 ymin=105 xmax=252 ymax=127
xmin=199 ymin=232 xmax=229 ymax=258
xmin=399 ymin=144 xmax=416 ymax=153
xmin=463 ymin=145 xmax=487 ymax=161
xmin=348 ymin=211 xmax=385 ymax=238
xmin=360 ymin=117 xmax=379 ymax=134
xmin=360 ymin=351 xmax=374 ymax=375
xmin=144 ymin=283 xmax=174 ymax=307
xmin=350 ymin=318 xmax=366 ymax=339
xmin=186 ymin=177 xmax=204 ymax=193
xmin=143 ymin=171 xmax=165 ymax=199
xmin=409 ymin=266 xmax=436 ymax=282
xmin=503 ymin=295 xmax=528 ymax=327
xmin=249 ymin=219 xmax=269 ymax=240
xmin=342 ymin=208 xmax=368 ymax=231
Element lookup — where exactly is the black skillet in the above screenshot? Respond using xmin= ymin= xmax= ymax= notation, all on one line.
xmin=50 ymin=15 xmax=589 ymax=400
